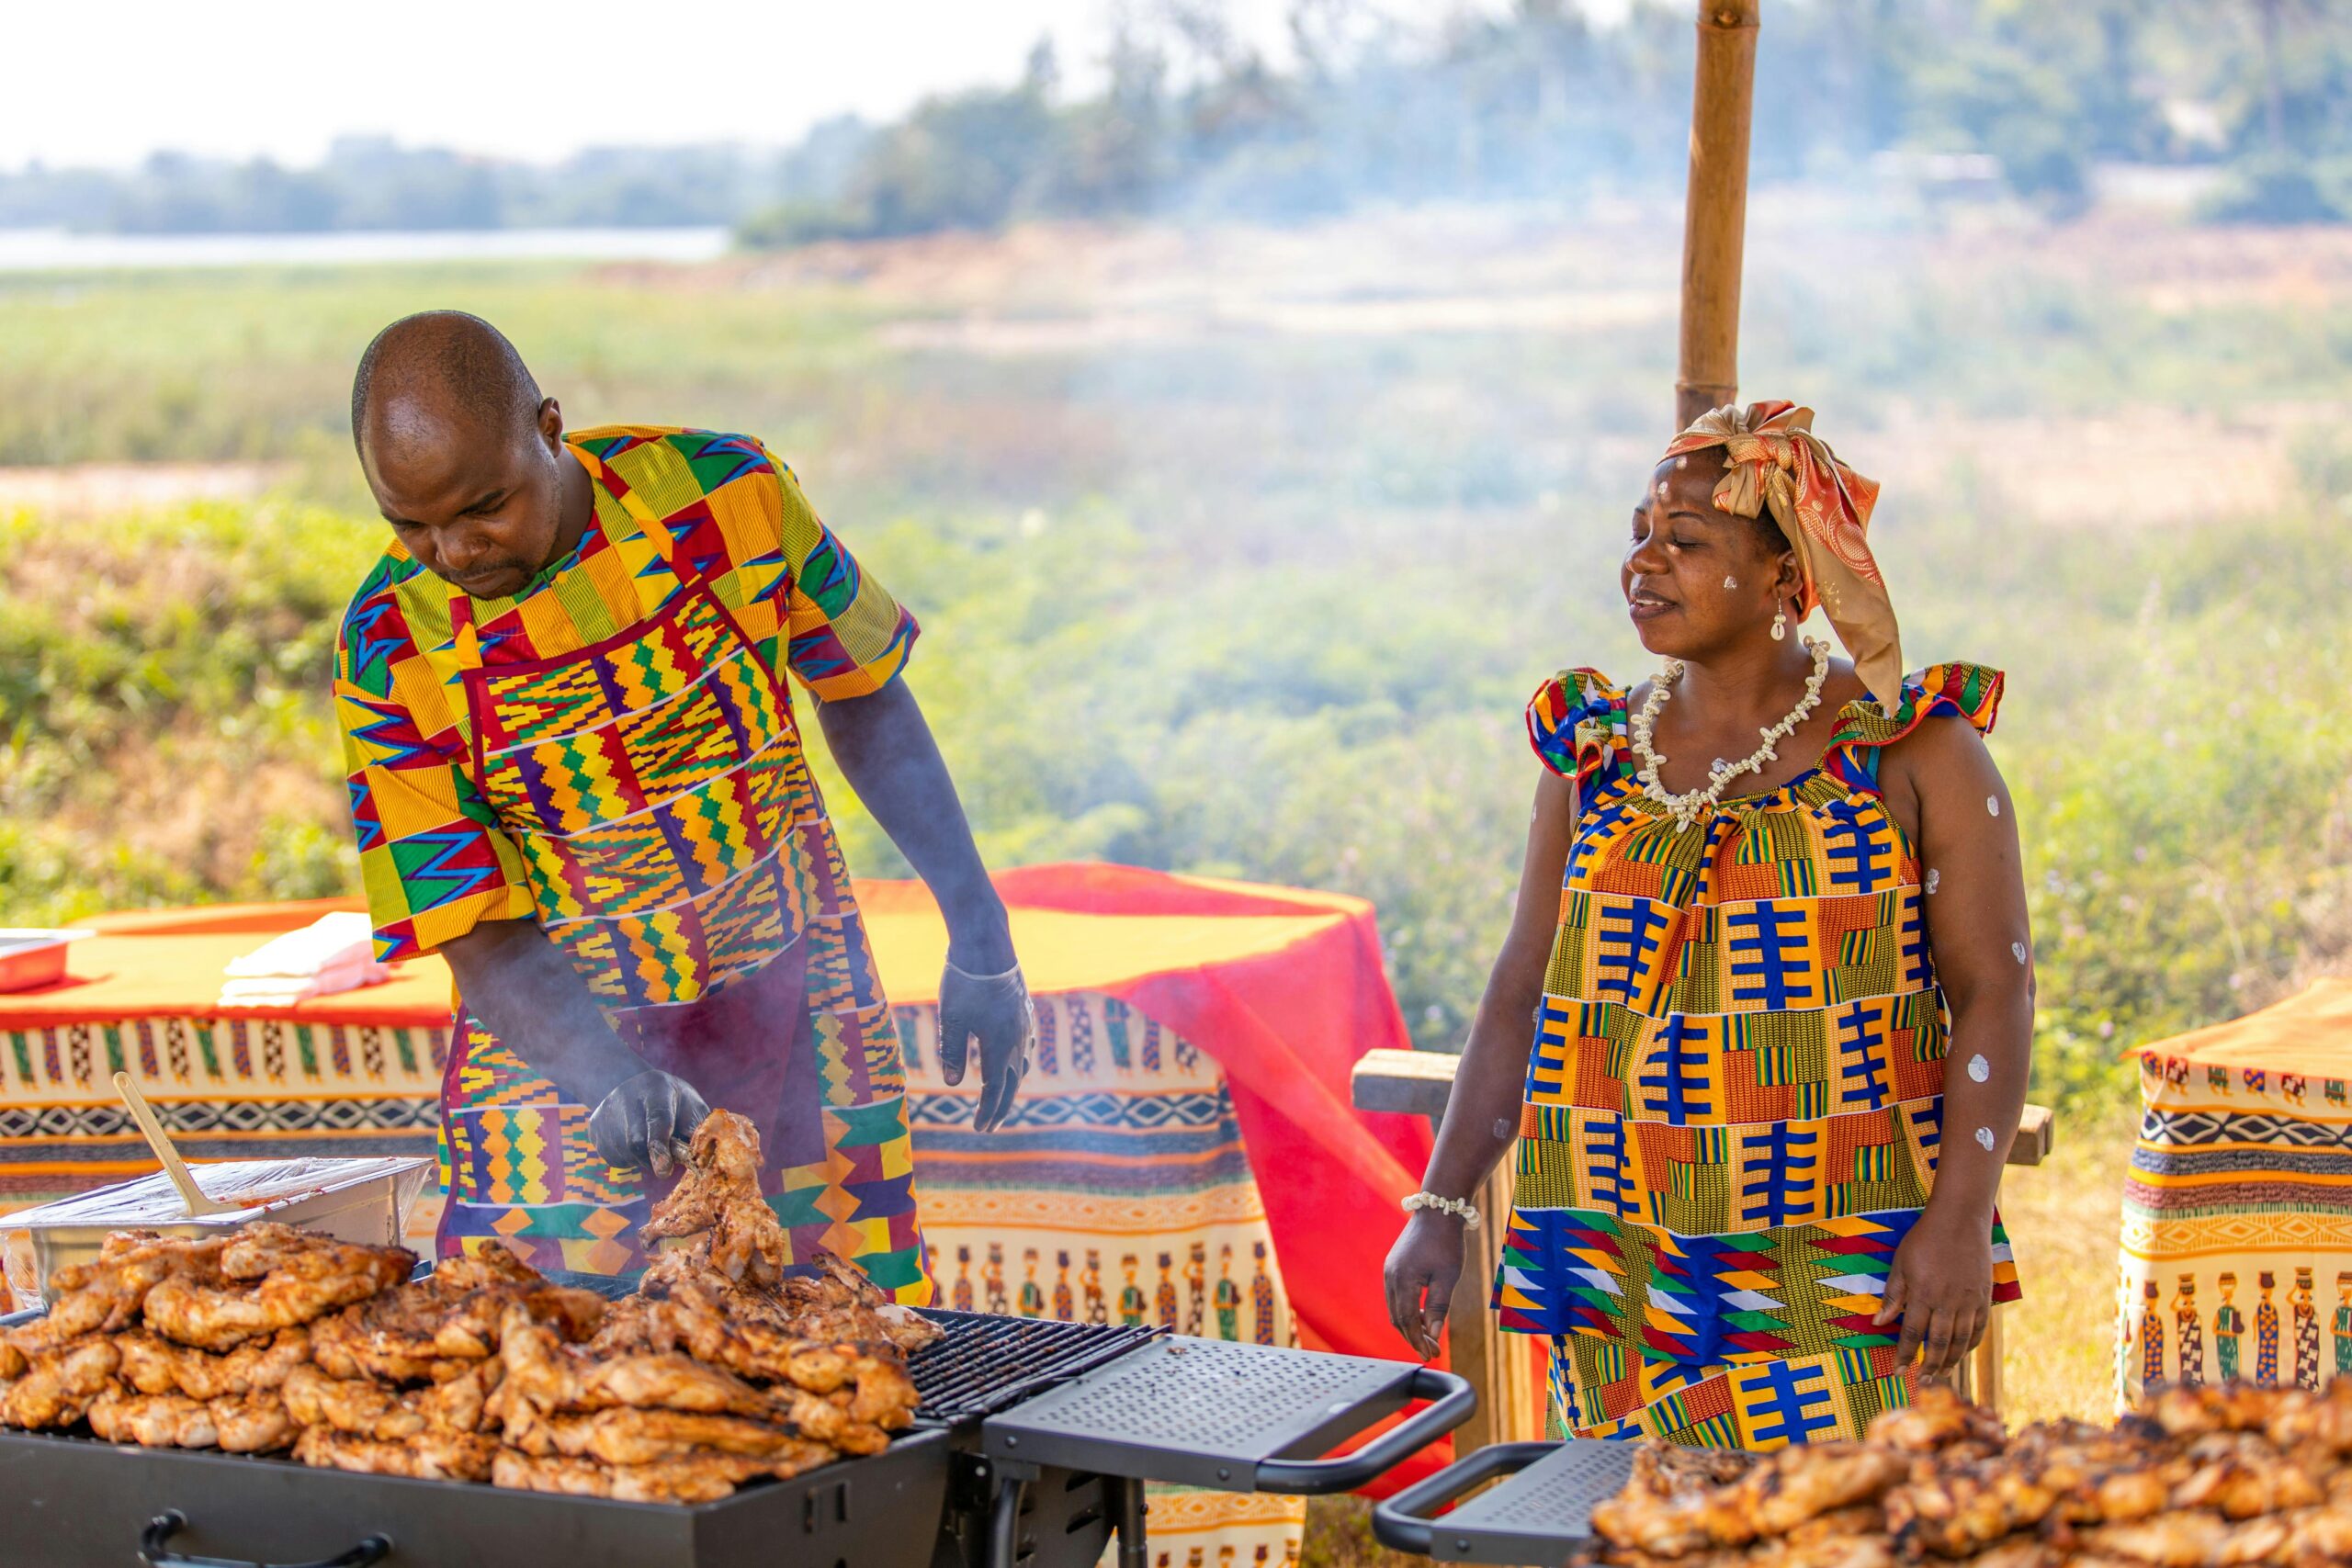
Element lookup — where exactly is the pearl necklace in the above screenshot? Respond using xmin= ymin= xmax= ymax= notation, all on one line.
xmin=1630 ymin=637 xmax=1832 ymax=832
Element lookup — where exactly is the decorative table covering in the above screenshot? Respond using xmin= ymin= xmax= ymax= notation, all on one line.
xmin=2120 ymin=978 xmax=2352 ymax=1408
xmin=1 ymin=864 xmax=1437 ymax=1550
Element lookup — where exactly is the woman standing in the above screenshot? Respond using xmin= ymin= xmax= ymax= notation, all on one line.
xmin=1384 ymin=403 xmax=2030 ymax=1447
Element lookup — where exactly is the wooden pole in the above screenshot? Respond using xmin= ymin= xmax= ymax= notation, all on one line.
xmin=1676 ymin=0 xmax=1761 ymax=431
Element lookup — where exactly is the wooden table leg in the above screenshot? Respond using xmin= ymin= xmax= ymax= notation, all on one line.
xmin=1444 ymin=1155 xmax=1544 ymax=1454
xmin=1970 ymin=1303 xmax=2005 ymax=1419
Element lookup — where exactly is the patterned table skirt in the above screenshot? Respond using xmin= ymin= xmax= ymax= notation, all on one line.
xmin=0 ymin=992 xmax=1304 ymax=1564
xmin=2118 ymin=1051 xmax=2352 ymax=1407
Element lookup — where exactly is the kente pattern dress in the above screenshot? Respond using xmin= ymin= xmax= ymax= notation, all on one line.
xmin=1494 ymin=662 xmax=2023 ymax=1447
xmin=333 ymin=426 xmax=929 ymax=1295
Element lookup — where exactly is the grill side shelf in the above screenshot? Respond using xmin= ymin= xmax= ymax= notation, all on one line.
xmin=978 ymin=1337 xmax=1471 ymax=1493
xmin=1373 ymin=1439 xmax=1637 ymax=1564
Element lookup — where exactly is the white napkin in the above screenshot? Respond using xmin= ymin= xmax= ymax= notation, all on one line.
xmin=218 ymin=912 xmax=390 ymax=1007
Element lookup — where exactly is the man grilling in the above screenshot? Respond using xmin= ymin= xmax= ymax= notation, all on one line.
xmin=333 ymin=311 xmax=1030 ymax=1300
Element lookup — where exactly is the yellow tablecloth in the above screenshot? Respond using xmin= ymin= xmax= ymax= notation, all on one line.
xmin=2120 ymin=980 xmax=2352 ymax=1406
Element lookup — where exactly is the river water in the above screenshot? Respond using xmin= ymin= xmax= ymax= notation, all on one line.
xmin=0 ymin=226 xmax=732 ymax=271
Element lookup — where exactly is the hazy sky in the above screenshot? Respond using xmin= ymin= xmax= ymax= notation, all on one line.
xmin=4 ymin=0 xmax=1577 ymax=171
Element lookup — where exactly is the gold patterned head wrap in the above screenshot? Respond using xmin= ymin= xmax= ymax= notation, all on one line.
xmin=1661 ymin=400 xmax=1902 ymax=714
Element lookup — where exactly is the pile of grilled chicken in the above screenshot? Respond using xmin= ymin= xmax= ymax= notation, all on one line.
xmin=1582 ymin=1384 xmax=2352 ymax=1568
xmin=0 ymin=1111 xmax=936 ymax=1505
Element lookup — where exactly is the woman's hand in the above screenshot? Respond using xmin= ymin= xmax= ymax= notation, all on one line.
xmin=1384 ymin=1211 xmax=1467 ymax=1359
xmin=1876 ymin=1202 xmax=1994 ymax=1382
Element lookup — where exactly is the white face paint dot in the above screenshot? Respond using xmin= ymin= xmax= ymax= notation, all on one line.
xmin=1967 ymin=1054 xmax=1990 ymax=1083
xmin=2011 ymin=942 xmax=2029 ymax=964
xmin=1723 ymin=575 xmax=1738 ymax=590
xmin=1987 ymin=795 xmax=2001 ymax=818
xmin=1925 ymin=869 xmax=1940 ymax=896
xmin=1675 ymin=456 xmax=1690 ymax=470
xmin=1974 ymin=1126 xmax=1996 ymax=1152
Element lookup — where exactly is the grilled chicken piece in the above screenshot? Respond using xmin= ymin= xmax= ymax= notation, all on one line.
xmin=492 ymin=1449 xmax=814 ymax=1506
xmin=87 ymin=1388 xmax=293 ymax=1452
xmin=638 ymin=1113 xmax=939 ymax=1352
xmin=2148 ymin=1385 xmax=2284 ymax=1440
xmin=8 ymin=1234 xmax=229 ymax=1355
xmin=88 ymin=1389 xmax=217 ymax=1449
xmin=502 ymin=1403 xmax=838 ymax=1469
xmin=143 ymin=1225 xmax=413 ymax=1351
xmin=293 ymin=1424 xmax=496 ymax=1483
xmin=782 ymin=1251 xmax=943 ymax=1354
xmin=1593 ymin=1443 xmax=1906 ymax=1555
xmin=0 ymin=1337 xmax=121 ymax=1428
xmin=116 ymin=1326 xmax=310 ymax=1400
xmin=1741 ymin=1446 xmax=1911 ymax=1538
xmin=282 ymin=1360 xmax=497 ymax=1439
xmin=1630 ymin=1443 xmax=1762 ymax=1495
xmin=309 ymin=1248 xmax=601 ymax=1383
xmin=2080 ymin=1508 xmax=2231 ymax=1565
xmin=2262 ymin=1380 xmax=2352 ymax=1457
xmin=603 ymin=1277 xmax=919 ymax=1425
xmin=2280 ymin=1503 xmax=2352 ymax=1562
xmin=1866 ymin=1384 xmax=2007 ymax=1455
xmin=210 ymin=1390 xmax=297 ymax=1452
xmin=497 ymin=1305 xmax=777 ymax=1419
xmin=2169 ymin=1431 xmax=2325 ymax=1519
xmin=641 ymin=1111 xmax=790 ymax=1289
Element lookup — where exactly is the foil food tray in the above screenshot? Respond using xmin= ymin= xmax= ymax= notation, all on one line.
xmin=0 ymin=1156 xmax=433 ymax=1306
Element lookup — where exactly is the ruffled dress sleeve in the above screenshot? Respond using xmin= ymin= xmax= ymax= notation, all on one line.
xmin=1526 ymin=669 xmax=1631 ymax=788
xmin=1822 ymin=662 xmax=2006 ymax=795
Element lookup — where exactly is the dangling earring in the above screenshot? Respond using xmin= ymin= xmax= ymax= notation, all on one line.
xmin=1771 ymin=608 xmax=1788 ymax=642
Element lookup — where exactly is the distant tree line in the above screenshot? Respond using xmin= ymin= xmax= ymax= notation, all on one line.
xmin=4 ymin=1 xmax=2348 ymax=240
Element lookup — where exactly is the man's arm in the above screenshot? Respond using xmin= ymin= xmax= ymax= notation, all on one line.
xmin=816 ymin=677 xmax=1029 ymax=1130
xmin=439 ymin=919 xmax=706 ymax=1176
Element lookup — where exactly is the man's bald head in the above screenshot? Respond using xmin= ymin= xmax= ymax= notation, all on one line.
xmin=352 ymin=311 xmax=590 ymax=600
xmin=351 ymin=310 xmax=542 ymax=457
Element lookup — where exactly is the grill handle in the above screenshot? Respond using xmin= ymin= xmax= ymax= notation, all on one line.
xmin=141 ymin=1510 xmax=392 ymax=1568
xmin=1252 ymin=1366 xmax=1476 ymax=1495
xmin=1367 ymin=1440 xmax=1555 ymax=1556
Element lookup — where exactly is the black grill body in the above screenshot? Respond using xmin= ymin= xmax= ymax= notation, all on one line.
xmin=0 ymin=1425 xmax=952 ymax=1568
xmin=0 ymin=1299 xmax=1470 ymax=1568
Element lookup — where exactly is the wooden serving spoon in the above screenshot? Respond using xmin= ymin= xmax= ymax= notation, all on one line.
xmin=112 ymin=1069 xmax=240 ymax=1218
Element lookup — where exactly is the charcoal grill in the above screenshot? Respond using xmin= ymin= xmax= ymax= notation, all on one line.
xmin=0 ymin=1286 xmax=1472 ymax=1568
xmin=1371 ymin=1440 xmax=1637 ymax=1566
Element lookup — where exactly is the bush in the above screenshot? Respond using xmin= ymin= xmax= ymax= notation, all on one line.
xmin=2199 ymin=152 xmax=2349 ymax=224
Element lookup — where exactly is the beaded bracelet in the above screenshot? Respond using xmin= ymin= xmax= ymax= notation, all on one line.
xmin=1401 ymin=1191 xmax=1482 ymax=1229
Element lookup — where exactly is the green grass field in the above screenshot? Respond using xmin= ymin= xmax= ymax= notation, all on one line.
xmin=6 ymin=209 xmax=2351 ymax=1427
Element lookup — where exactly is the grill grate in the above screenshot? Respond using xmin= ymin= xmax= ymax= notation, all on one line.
xmin=907 ymin=1309 xmax=1162 ymax=1425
